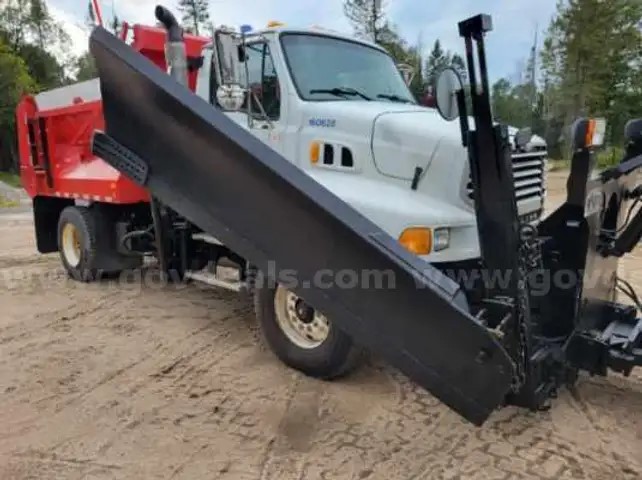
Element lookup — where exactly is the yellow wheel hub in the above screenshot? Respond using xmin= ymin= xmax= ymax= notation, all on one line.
xmin=61 ymin=223 xmax=82 ymax=267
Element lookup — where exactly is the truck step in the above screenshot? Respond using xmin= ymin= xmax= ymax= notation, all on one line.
xmin=184 ymin=269 xmax=245 ymax=292
xmin=93 ymin=132 xmax=149 ymax=185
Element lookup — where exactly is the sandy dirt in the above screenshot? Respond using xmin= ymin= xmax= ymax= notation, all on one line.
xmin=0 ymin=171 xmax=641 ymax=480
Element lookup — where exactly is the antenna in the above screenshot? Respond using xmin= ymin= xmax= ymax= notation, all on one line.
xmin=528 ymin=24 xmax=538 ymax=127
xmin=530 ymin=26 xmax=538 ymax=85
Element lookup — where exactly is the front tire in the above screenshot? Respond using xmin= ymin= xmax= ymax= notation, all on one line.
xmin=254 ymin=277 xmax=362 ymax=379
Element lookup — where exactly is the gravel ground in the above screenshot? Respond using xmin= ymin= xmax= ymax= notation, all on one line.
xmin=0 ymin=179 xmax=29 ymax=206
xmin=0 ymin=171 xmax=640 ymax=480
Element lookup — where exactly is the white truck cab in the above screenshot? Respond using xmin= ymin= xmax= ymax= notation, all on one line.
xmin=193 ymin=24 xmax=547 ymax=264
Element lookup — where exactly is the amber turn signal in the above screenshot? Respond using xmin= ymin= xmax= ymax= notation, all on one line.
xmin=399 ymin=227 xmax=432 ymax=255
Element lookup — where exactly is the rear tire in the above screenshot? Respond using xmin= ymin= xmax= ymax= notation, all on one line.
xmin=57 ymin=206 xmax=99 ymax=282
xmin=253 ymin=274 xmax=362 ymax=379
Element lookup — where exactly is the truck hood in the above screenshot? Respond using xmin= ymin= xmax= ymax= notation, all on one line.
xmin=300 ymin=101 xmax=466 ymax=181
xmin=298 ymin=102 xmax=546 ymax=219
xmin=371 ymin=108 xmax=464 ymax=180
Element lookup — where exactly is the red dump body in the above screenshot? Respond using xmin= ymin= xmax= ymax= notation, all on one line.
xmin=17 ymin=25 xmax=209 ymax=204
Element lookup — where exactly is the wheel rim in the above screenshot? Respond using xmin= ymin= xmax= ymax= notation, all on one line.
xmin=61 ymin=223 xmax=82 ymax=268
xmin=274 ymin=285 xmax=330 ymax=349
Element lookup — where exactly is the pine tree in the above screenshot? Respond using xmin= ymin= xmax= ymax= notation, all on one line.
xmin=178 ymin=0 xmax=210 ymax=36
xmin=343 ymin=0 xmax=390 ymax=44
xmin=541 ymin=0 xmax=642 ymax=146
xmin=29 ymin=0 xmax=49 ymax=49
xmin=424 ymin=40 xmax=452 ymax=88
xmin=450 ymin=53 xmax=467 ymax=82
xmin=342 ymin=0 xmax=422 ymax=98
xmin=0 ymin=0 xmax=71 ymax=169
xmin=0 ymin=40 xmax=36 ymax=170
xmin=75 ymin=51 xmax=97 ymax=81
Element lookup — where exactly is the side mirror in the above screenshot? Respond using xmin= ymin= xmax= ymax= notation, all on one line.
xmin=435 ymin=68 xmax=464 ymax=122
xmin=397 ymin=63 xmax=415 ymax=86
xmin=514 ymin=127 xmax=532 ymax=150
xmin=213 ymin=30 xmax=242 ymax=86
xmin=216 ymin=84 xmax=245 ymax=111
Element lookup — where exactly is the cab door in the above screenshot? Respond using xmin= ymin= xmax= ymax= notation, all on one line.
xmin=241 ymin=41 xmax=286 ymax=155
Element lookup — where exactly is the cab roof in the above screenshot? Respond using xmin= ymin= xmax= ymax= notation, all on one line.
xmin=245 ymin=26 xmax=388 ymax=54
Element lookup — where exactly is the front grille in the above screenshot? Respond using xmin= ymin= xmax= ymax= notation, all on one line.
xmin=466 ymin=149 xmax=547 ymax=209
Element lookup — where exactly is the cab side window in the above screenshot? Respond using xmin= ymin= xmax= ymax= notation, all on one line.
xmin=243 ymin=43 xmax=281 ymax=120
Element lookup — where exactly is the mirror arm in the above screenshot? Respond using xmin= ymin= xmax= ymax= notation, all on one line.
xmin=457 ymin=89 xmax=469 ymax=147
xmin=240 ymin=32 xmax=254 ymax=129
xmin=249 ymin=91 xmax=274 ymax=130
xmin=187 ymin=56 xmax=204 ymax=72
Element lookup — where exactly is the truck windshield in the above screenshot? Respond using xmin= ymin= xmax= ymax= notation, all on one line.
xmin=280 ymin=33 xmax=415 ymax=104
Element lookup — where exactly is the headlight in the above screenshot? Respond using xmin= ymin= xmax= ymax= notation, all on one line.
xmin=433 ymin=227 xmax=450 ymax=252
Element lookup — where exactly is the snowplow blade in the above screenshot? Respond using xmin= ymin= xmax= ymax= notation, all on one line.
xmin=90 ymin=27 xmax=513 ymax=425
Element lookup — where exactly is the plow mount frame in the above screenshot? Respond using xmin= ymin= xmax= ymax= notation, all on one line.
xmin=456 ymin=15 xmax=642 ymax=410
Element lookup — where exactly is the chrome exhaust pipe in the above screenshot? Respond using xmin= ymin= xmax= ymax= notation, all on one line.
xmin=155 ymin=5 xmax=188 ymax=87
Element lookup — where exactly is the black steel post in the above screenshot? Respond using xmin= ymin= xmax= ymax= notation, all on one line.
xmin=458 ymin=15 xmax=521 ymax=293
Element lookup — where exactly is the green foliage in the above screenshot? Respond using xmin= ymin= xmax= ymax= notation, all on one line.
xmin=424 ymin=40 xmax=468 ymax=92
xmin=424 ymin=40 xmax=449 ymax=88
xmin=0 ymin=0 xmax=31 ymax=49
xmin=75 ymin=52 xmax=97 ymax=82
xmin=380 ymin=31 xmax=425 ymax=99
xmin=0 ymin=40 xmax=36 ymax=171
xmin=0 ymin=171 xmax=21 ymax=188
xmin=0 ymin=0 xmax=72 ymax=88
xmin=541 ymin=0 xmax=641 ymax=153
xmin=491 ymin=27 xmax=539 ymax=131
xmin=18 ymin=43 xmax=66 ymax=89
xmin=404 ymin=46 xmax=425 ymax=100
xmin=342 ymin=1 xmax=425 ymax=100
xmin=178 ymin=0 xmax=211 ymax=36
xmin=451 ymin=54 xmax=466 ymax=81
xmin=596 ymin=146 xmax=626 ymax=169
xmin=491 ymin=78 xmax=538 ymax=128
xmin=0 ymin=0 xmax=72 ymax=171
xmin=0 ymin=41 xmax=35 ymax=119
xmin=491 ymin=0 xmax=641 ymax=162
xmin=343 ymin=0 xmax=391 ymax=43
xmin=1 ymin=0 xmax=71 ymax=54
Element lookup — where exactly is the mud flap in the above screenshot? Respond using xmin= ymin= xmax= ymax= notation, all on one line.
xmin=89 ymin=27 xmax=514 ymax=425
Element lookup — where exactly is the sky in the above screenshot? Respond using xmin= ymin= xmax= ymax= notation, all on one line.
xmin=48 ymin=0 xmax=559 ymax=82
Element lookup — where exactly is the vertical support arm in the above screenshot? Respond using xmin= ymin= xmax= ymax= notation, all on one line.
xmin=457 ymin=15 xmax=521 ymax=288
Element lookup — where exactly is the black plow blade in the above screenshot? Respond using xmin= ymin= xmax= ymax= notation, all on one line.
xmin=90 ymin=27 xmax=513 ymax=425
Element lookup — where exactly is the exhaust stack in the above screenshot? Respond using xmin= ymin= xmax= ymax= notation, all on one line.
xmin=155 ymin=5 xmax=188 ymax=87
